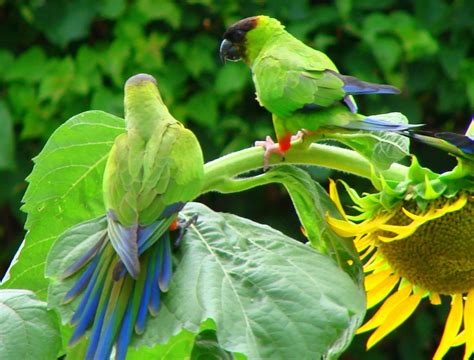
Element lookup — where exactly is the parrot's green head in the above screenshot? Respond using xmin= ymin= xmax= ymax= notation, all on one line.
xmin=124 ymin=73 xmax=163 ymax=109
xmin=220 ymin=15 xmax=285 ymax=65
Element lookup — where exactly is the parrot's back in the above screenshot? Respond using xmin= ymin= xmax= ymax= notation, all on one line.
xmin=103 ymin=121 xmax=204 ymax=227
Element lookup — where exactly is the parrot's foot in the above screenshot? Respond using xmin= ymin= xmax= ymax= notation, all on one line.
xmin=254 ymin=136 xmax=285 ymax=171
xmin=291 ymin=131 xmax=305 ymax=142
xmin=172 ymin=214 xmax=199 ymax=251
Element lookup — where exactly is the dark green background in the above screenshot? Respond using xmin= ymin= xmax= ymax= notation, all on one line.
xmin=0 ymin=0 xmax=472 ymax=358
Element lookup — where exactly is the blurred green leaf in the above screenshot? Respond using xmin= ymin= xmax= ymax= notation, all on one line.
xmin=439 ymin=45 xmax=467 ymax=79
xmin=91 ymin=88 xmax=124 ymax=116
xmin=136 ymin=0 xmax=181 ymax=28
xmin=20 ymin=109 xmax=46 ymax=139
xmin=391 ymin=12 xmax=438 ymax=61
xmin=0 ymin=101 xmax=15 ymax=170
xmin=174 ymin=35 xmax=216 ymax=78
xmin=215 ymin=63 xmax=249 ymax=95
xmin=100 ymin=40 xmax=131 ymax=86
xmin=5 ymin=47 xmax=47 ymax=83
xmin=38 ymin=57 xmax=75 ymax=103
xmin=24 ymin=0 xmax=98 ymax=46
xmin=370 ymin=35 xmax=402 ymax=73
xmin=7 ymin=83 xmax=37 ymax=118
xmin=97 ymin=0 xmax=126 ymax=18
xmin=185 ymin=91 xmax=218 ymax=127
xmin=336 ymin=0 xmax=352 ymax=19
xmin=0 ymin=49 xmax=14 ymax=79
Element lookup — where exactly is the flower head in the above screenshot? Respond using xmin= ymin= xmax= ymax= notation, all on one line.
xmin=327 ymin=155 xmax=474 ymax=359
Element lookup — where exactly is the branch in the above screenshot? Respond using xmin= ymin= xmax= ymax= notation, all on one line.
xmin=202 ymin=143 xmax=409 ymax=194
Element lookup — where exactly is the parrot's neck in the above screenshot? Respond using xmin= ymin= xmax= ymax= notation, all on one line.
xmin=244 ymin=20 xmax=286 ymax=65
xmin=124 ymin=85 xmax=175 ymax=141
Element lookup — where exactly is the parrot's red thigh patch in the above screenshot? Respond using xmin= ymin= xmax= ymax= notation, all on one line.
xmin=278 ymin=132 xmax=293 ymax=152
xmin=169 ymin=219 xmax=178 ymax=231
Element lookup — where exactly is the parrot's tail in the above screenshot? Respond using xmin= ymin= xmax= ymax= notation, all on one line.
xmin=62 ymin=224 xmax=173 ymax=360
xmin=340 ymin=116 xmax=424 ymax=132
xmin=402 ymin=131 xmax=474 ymax=157
xmin=326 ymin=70 xmax=401 ymax=95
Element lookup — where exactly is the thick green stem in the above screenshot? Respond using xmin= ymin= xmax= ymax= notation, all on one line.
xmin=202 ymin=143 xmax=408 ymax=194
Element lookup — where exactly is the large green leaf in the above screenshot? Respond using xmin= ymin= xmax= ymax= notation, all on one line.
xmin=47 ymin=202 xmax=365 ymax=359
xmin=263 ymin=166 xmax=363 ymax=285
xmin=1 ymin=111 xmax=125 ymax=299
xmin=0 ymin=289 xmax=61 ymax=360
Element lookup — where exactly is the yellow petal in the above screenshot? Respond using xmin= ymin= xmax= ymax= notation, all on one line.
xmin=325 ymin=217 xmax=358 ymax=237
xmin=357 ymin=285 xmax=412 ymax=334
xmin=463 ymin=290 xmax=474 ymax=360
xmin=433 ymin=294 xmax=464 ymax=360
xmin=378 ymin=221 xmax=421 ymax=242
xmin=359 ymin=244 xmax=375 ymax=260
xmin=364 ymin=268 xmax=393 ymax=291
xmin=364 ymin=256 xmax=386 ymax=273
xmin=329 ymin=179 xmax=347 ymax=220
xmin=452 ymin=331 xmax=465 ymax=347
xmin=367 ymin=290 xmax=423 ymax=349
xmin=355 ymin=234 xmax=374 ymax=252
xmin=366 ymin=274 xmax=400 ymax=309
xmin=429 ymin=293 xmax=442 ymax=305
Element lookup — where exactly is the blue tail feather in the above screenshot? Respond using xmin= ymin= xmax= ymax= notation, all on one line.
xmin=108 ymin=213 xmax=140 ymax=279
xmin=69 ymin=290 xmax=103 ymax=346
xmin=134 ymin=253 xmax=154 ymax=335
xmin=84 ymin=305 xmax=108 ymax=359
xmin=340 ymin=116 xmax=423 ymax=132
xmin=436 ymin=132 xmax=474 ymax=154
xmin=68 ymin=256 xmax=112 ymax=343
xmin=325 ymin=69 xmax=401 ymax=95
xmin=69 ymin=257 xmax=106 ymax=325
xmin=62 ymin=235 xmax=105 ymax=280
xmin=63 ymin=255 xmax=99 ymax=304
xmin=115 ymin=299 xmax=134 ymax=360
xmin=149 ymin=245 xmax=162 ymax=316
xmin=63 ymin=204 xmax=184 ymax=359
xmin=159 ymin=234 xmax=172 ymax=292
xmin=94 ymin=297 xmax=121 ymax=360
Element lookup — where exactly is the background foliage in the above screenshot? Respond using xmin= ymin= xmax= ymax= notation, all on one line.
xmin=0 ymin=0 xmax=472 ymax=358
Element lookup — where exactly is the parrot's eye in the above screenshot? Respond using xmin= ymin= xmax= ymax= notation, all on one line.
xmin=233 ymin=30 xmax=245 ymax=43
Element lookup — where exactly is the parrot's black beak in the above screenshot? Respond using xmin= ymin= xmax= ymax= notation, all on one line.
xmin=219 ymin=39 xmax=241 ymax=63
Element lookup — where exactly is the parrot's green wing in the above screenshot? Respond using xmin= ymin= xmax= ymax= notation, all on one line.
xmin=253 ymin=55 xmax=346 ymax=119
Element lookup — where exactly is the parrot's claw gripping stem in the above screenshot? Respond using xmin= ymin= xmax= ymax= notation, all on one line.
xmin=254 ymin=136 xmax=285 ymax=171
xmin=172 ymin=214 xmax=199 ymax=251
xmin=291 ymin=131 xmax=305 ymax=142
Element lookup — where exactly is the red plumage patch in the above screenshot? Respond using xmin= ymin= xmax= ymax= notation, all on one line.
xmin=278 ymin=132 xmax=292 ymax=152
xmin=169 ymin=219 xmax=178 ymax=231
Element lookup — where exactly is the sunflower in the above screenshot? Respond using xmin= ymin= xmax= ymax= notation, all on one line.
xmin=327 ymin=156 xmax=474 ymax=360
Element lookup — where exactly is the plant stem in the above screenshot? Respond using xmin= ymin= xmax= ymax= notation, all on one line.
xmin=202 ymin=143 xmax=408 ymax=194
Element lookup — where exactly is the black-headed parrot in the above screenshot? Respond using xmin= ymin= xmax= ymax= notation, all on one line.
xmin=220 ymin=15 xmax=421 ymax=163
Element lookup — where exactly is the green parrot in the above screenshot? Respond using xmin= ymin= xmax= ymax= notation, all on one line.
xmin=60 ymin=74 xmax=204 ymax=359
xmin=220 ymin=15 xmax=420 ymax=159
